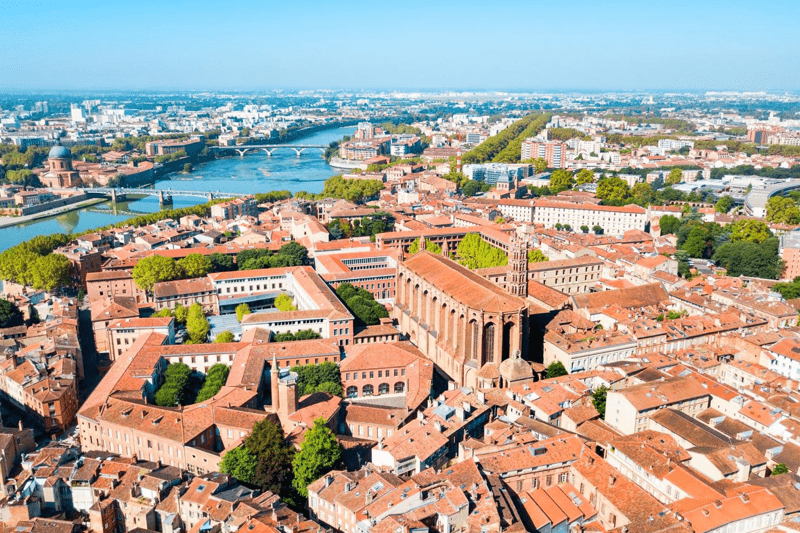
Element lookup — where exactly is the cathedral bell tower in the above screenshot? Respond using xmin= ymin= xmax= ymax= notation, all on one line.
xmin=508 ymin=236 xmax=528 ymax=298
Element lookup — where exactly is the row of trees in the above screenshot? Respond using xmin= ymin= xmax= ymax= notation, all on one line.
xmin=335 ymin=282 xmax=389 ymax=326
xmin=494 ymin=113 xmax=551 ymax=163
xmin=296 ymin=176 xmax=384 ymax=204
xmin=327 ymin=213 xmax=393 ymax=240
xmin=461 ymin=112 xmax=548 ymax=165
xmin=273 ymin=329 xmax=322 ymax=342
xmin=219 ymin=417 xmax=342 ymax=503
xmin=131 ymin=253 xmax=227 ymax=291
xmin=236 ymin=241 xmax=309 ymax=270
xmin=0 ymin=234 xmax=72 ymax=291
xmin=132 ymin=243 xmax=310 ymax=293
xmin=152 ymin=302 xmax=210 ymax=343
xmin=254 ymin=190 xmax=292 ymax=204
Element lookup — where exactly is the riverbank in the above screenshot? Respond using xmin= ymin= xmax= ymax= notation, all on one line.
xmin=0 ymin=198 xmax=108 ymax=229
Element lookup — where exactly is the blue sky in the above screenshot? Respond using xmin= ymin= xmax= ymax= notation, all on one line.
xmin=3 ymin=0 xmax=799 ymax=92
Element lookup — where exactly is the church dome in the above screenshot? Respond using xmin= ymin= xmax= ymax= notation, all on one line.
xmin=499 ymin=356 xmax=533 ymax=383
xmin=48 ymin=145 xmax=72 ymax=159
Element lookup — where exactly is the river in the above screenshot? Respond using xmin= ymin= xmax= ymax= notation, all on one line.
xmin=0 ymin=126 xmax=355 ymax=251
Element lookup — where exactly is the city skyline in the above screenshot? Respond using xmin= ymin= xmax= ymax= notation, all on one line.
xmin=4 ymin=0 xmax=800 ymax=92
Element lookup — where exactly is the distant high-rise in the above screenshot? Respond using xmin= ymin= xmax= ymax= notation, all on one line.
xmin=520 ymin=139 xmax=567 ymax=169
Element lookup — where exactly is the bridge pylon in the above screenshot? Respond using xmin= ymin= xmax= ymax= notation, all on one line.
xmin=261 ymin=148 xmax=273 ymax=157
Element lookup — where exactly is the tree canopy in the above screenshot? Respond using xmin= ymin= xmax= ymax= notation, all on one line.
xmin=178 ymin=253 xmax=212 ymax=278
xmin=767 ymin=196 xmax=800 ymax=224
xmin=545 ymin=361 xmax=568 ymax=379
xmin=186 ymin=303 xmax=210 ymax=344
xmin=407 ymin=238 xmax=442 ymax=255
xmin=214 ymin=331 xmax=235 ymax=344
xmin=0 ymin=300 xmax=24 ymax=328
xmin=591 ymin=386 xmax=608 ymax=419
xmin=335 ymin=282 xmax=389 ymax=326
xmin=274 ymin=294 xmax=297 ymax=312
xmin=596 ymin=177 xmax=631 ymax=204
xmin=290 ymin=361 xmax=342 ymax=396
xmin=549 ymin=170 xmax=575 ymax=193
xmin=456 ymin=233 xmax=507 ymax=269
xmin=132 ymin=255 xmax=183 ymax=292
xmin=292 ymin=418 xmax=343 ymax=498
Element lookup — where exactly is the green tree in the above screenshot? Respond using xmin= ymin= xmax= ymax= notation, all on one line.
xmin=219 ymin=446 xmax=258 ymax=484
xmin=772 ymin=463 xmax=789 ymax=476
xmin=682 ymin=225 xmax=712 ymax=258
xmin=631 ymin=182 xmax=654 ymax=205
xmin=713 ymin=237 xmax=783 ymax=279
xmin=196 ymin=363 xmax=230 ymax=401
xmin=766 ymin=196 xmax=800 ymax=224
xmin=773 ymin=278 xmax=800 ymax=300
xmin=132 ymin=255 xmax=183 ymax=292
xmin=291 ymin=362 xmax=342 ymax=396
xmin=596 ymin=177 xmax=631 ymax=204
xmin=236 ymin=303 xmax=251 ymax=322
xmin=549 ymin=169 xmax=575 ymax=193
xmin=659 ymin=215 xmax=681 ymax=235
xmin=292 ymin=418 xmax=343 ymax=498
xmin=580 ymin=225 xmax=590 ymax=233
xmin=183 ymin=163 xmax=192 ymax=173
xmin=151 ymin=308 xmax=174 ymax=318
xmin=178 ymin=253 xmax=212 ymax=278
xmin=274 ymin=294 xmax=297 ymax=312
xmin=153 ymin=362 xmax=192 ymax=406
xmin=245 ymin=419 xmax=295 ymax=495
xmin=215 ymin=331 xmax=235 ymax=343
xmin=334 ymin=282 xmax=388 ymax=326
xmin=461 ymin=180 xmax=484 ymax=197
xmin=456 ymin=233 xmax=508 ymax=269
xmin=532 ymin=158 xmax=548 ymax=173
xmin=730 ymin=220 xmax=772 ymax=244
xmin=0 ymin=300 xmax=24 ymax=328
xmin=714 ymin=196 xmax=734 ymax=214
xmin=592 ymin=225 xmax=604 ymax=235
xmin=575 ymin=169 xmax=595 ymax=185
xmin=274 ymin=241 xmax=309 ymax=266
xmin=407 ymin=238 xmax=442 ymax=255
xmin=30 ymin=254 xmax=70 ymax=292
xmin=208 ymin=253 xmax=235 ymax=273
xmin=591 ymin=386 xmax=608 ymax=419
xmin=666 ymin=168 xmax=683 ymax=185
xmin=186 ymin=303 xmax=209 ymax=344
xmin=546 ymin=361 xmax=568 ymax=379
xmin=528 ymin=249 xmax=548 ymax=263
xmin=174 ymin=303 xmax=188 ymax=325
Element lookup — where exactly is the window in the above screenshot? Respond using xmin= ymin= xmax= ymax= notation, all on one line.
xmin=394 ymin=382 xmax=405 ymax=393
xmin=346 ymin=386 xmax=358 ymax=398
xmin=379 ymin=383 xmax=389 ymax=395
xmin=362 ymin=384 xmax=374 ymax=396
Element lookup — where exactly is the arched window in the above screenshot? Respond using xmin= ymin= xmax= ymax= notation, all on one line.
xmin=379 ymin=383 xmax=389 ymax=395
xmin=484 ymin=323 xmax=496 ymax=363
xmin=362 ymin=384 xmax=374 ymax=396
xmin=394 ymin=382 xmax=405 ymax=393
xmin=346 ymin=386 xmax=358 ymax=398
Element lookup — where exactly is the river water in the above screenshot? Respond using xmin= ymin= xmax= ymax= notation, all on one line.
xmin=0 ymin=126 xmax=355 ymax=251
